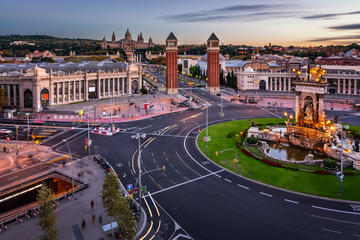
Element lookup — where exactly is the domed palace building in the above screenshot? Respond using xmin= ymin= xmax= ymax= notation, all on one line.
xmin=100 ymin=29 xmax=155 ymax=50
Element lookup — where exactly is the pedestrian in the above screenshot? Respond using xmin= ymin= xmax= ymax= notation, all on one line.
xmin=92 ymin=214 xmax=96 ymax=224
xmin=90 ymin=200 xmax=94 ymax=210
xmin=98 ymin=214 xmax=103 ymax=225
xmin=81 ymin=219 xmax=86 ymax=229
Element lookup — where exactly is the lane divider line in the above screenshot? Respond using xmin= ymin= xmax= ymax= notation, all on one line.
xmin=321 ymin=228 xmax=342 ymax=234
xmin=149 ymin=220 xmax=161 ymax=240
xmin=143 ymin=195 xmax=153 ymax=218
xmin=312 ymin=205 xmax=360 ymax=215
xmin=224 ymin=178 xmax=232 ymax=183
xmin=311 ymin=214 xmax=360 ymax=225
xmin=284 ymin=199 xmax=298 ymax=204
xmin=260 ymin=192 xmax=273 ymax=197
xmin=144 ymin=170 xmax=224 ymax=197
xmin=148 ymin=192 xmax=160 ymax=217
xmin=139 ymin=220 xmax=153 ymax=240
xmin=237 ymin=184 xmax=249 ymax=190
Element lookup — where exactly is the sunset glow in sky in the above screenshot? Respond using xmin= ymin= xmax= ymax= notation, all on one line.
xmin=1 ymin=0 xmax=360 ymax=46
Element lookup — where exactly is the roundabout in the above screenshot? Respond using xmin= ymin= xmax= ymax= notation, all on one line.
xmin=196 ymin=118 xmax=360 ymax=201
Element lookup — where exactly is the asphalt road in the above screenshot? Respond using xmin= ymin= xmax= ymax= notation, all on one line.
xmin=3 ymin=70 xmax=356 ymax=240
xmin=35 ymin=85 xmax=360 ymax=240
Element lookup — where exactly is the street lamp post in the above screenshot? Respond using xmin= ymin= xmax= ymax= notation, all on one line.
xmin=63 ymin=139 xmax=74 ymax=199
xmin=217 ymin=148 xmax=239 ymax=167
xmin=131 ymin=133 xmax=146 ymax=212
xmin=206 ymin=105 xmax=209 ymax=153
xmin=110 ymin=95 xmax=114 ymax=132
xmin=16 ymin=126 xmax=19 ymax=168
xmin=84 ymin=106 xmax=92 ymax=158
xmin=25 ymin=113 xmax=30 ymax=143
xmin=220 ymin=92 xmax=223 ymax=119
xmin=339 ymin=124 xmax=347 ymax=196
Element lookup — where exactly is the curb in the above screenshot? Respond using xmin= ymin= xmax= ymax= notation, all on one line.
xmin=193 ymin=120 xmax=360 ymax=204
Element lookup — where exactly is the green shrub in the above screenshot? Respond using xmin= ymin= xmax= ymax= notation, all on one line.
xmin=246 ymin=137 xmax=258 ymax=145
xmin=227 ymin=131 xmax=235 ymax=138
xmin=140 ymin=87 xmax=148 ymax=94
xmin=323 ymin=159 xmax=337 ymax=169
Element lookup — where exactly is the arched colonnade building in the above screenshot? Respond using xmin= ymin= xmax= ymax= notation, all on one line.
xmin=0 ymin=61 xmax=142 ymax=112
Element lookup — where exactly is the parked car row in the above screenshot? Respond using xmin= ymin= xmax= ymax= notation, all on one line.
xmin=93 ymin=154 xmax=111 ymax=172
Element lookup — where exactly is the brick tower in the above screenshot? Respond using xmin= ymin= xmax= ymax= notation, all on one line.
xmin=207 ymin=33 xmax=220 ymax=94
xmin=166 ymin=32 xmax=178 ymax=95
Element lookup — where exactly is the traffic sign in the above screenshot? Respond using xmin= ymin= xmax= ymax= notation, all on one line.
xmin=85 ymin=139 xmax=92 ymax=146
xmin=127 ymin=184 xmax=133 ymax=192
xmin=219 ymin=112 xmax=224 ymax=117
xmin=141 ymin=186 xmax=147 ymax=193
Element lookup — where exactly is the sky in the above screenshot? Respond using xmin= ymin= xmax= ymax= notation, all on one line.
xmin=1 ymin=0 xmax=360 ymax=46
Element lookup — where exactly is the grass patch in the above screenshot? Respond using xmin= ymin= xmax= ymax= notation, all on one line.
xmin=197 ymin=118 xmax=360 ymax=201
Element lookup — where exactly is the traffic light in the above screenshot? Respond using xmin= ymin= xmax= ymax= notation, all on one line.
xmin=6 ymin=137 xmax=9 ymax=142
xmin=85 ymin=145 xmax=87 ymax=150
xmin=162 ymin=165 xmax=166 ymax=171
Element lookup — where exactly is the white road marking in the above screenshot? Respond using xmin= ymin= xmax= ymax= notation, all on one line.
xmin=312 ymin=205 xmax=360 ymax=215
xmin=169 ymin=162 xmax=174 ymax=168
xmin=284 ymin=199 xmax=298 ymax=204
xmin=175 ymin=151 xmax=202 ymax=177
xmin=224 ymin=178 xmax=232 ymax=183
xmin=171 ymin=180 xmax=177 ymax=185
xmin=311 ymin=215 xmax=360 ymax=225
xmin=321 ymin=228 xmax=342 ymax=234
xmin=351 ymin=204 xmax=360 ymax=212
xmin=354 ymin=234 xmax=360 ymax=237
xmin=259 ymin=192 xmax=272 ymax=197
xmin=172 ymin=234 xmax=192 ymax=240
xmin=237 ymin=184 xmax=249 ymax=190
xmin=144 ymin=170 xmax=224 ymax=197
xmin=256 ymin=106 xmax=282 ymax=118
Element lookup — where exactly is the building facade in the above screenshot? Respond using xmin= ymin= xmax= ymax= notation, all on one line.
xmin=0 ymin=62 xmax=142 ymax=113
xmin=235 ymin=64 xmax=360 ymax=95
xmin=101 ymin=29 xmax=155 ymax=50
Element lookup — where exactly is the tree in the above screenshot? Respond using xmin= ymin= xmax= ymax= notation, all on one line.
xmin=102 ymin=170 xmax=136 ymax=239
xmin=178 ymin=64 xmax=182 ymax=73
xmin=219 ymin=69 xmax=224 ymax=85
xmin=140 ymin=87 xmax=148 ymax=94
xmin=37 ymin=185 xmax=58 ymax=240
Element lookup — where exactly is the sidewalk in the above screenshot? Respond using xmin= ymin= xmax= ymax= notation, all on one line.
xmin=1 ymin=157 xmax=146 ymax=240
xmin=35 ymin=92 xmax=190 ymax=123
xmin=0 ymin=141 xmax=59 ymax=174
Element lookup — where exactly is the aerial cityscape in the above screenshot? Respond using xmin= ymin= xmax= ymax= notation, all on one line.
xmin=0 ymin=0 xmax=360 ymax=239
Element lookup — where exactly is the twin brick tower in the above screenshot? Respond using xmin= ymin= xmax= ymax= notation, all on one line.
xmin=165 ymin=32 xmax=220 ymax=94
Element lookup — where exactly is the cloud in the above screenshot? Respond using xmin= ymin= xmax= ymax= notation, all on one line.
xmin=329 ymin=24 xmax=360 ymax=30
xmin=160 ymin=4 xmax=297 ymax=23
xmin=302 ymin=11 xmax=360 ymax=20
xmin=308 ymin=35 xmax=360 ymax=42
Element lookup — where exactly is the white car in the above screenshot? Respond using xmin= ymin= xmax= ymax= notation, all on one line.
xmin=0 ymin=129 xmax=12 ymax=134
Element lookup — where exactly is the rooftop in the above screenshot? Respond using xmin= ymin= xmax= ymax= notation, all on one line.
xmin=0 ymin=61 xmax=128 ymax=75
xmin=166 ymin=32 xmax=177 ymax=41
